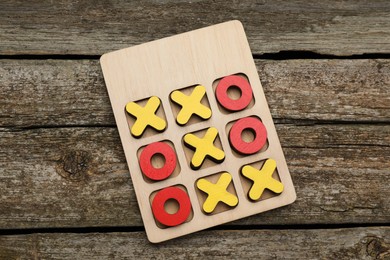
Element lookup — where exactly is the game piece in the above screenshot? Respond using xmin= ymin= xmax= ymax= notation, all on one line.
xmin=241 ymin=159 xmax=284 ymax=201
xmin=183 ymin=127 xmax=225 ymax=169
xmin=215 ymin=75 xmax=253 ymax=111
xmin=100 ymin=20 xmax=296 ymax=243
xmin=125 ymin=96 xmax=166 ymax=138
xmin=170 ymin=85 xmax=212 ymax=125
xmin=229 ymin=117 xmax=267 ymax=155
xmin=139 ymin=141 xmax=177 ymax=181
xmin=196 ymin=172 xmax=238 ymax=213
xmin=151 ymin=186 xmax=192 ymax=227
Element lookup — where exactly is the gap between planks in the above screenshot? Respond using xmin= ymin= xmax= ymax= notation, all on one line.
xmin=0 ymin=227 xmax=389 ymax=259
xmin=1 ymin=51 xmax=390 ymax=61
xmin=0 ymin=223 xmax=389 ymax=236
xmin=2 ymin=119 xmax=390 ymax=133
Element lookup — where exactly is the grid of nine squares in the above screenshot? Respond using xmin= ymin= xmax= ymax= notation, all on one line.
xmin=125 ymin=73 xmax=282 ymax=227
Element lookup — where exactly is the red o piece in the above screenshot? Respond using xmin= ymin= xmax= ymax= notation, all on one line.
xmin=229 ymin=117 xmax=267 ymax=155
xmin=151 ymin=187 xmax=192 ymax=227
xmin=215 ymin=75 xmax=253 ymax=111
xmin=139 ymin=142 xmax=176 ymax=181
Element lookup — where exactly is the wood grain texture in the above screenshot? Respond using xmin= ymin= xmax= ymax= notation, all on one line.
xmin=0 ymin=227 xmax=389 ymax=259
xmin=1 ymin=59 xmax=389 ymax=128
xmin=0 ymin=0 xmax=389 ymax=255
xmin=0 ymin=1 xmax=389 ymax=56
xmin=0 ymin=124 xmax=388 ymax=229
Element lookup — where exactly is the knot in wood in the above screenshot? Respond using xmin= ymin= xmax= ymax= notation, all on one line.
xmin=366 ymin=237 xmax=390 ymax=259
xmin=58 ymin=150 xmax=91 ymax=181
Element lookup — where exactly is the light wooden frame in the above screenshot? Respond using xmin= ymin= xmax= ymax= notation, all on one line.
xmin=100 ymin=20 xmax=296 ymax=243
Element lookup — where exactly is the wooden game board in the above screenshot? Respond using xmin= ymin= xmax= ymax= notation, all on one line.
xmin=100 ymin=20 xmax=296 ymax=243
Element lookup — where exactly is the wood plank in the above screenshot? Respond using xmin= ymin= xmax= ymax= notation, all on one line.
xmin=0 ymin=1 xmax=389 ymax=56
xmin=0 ymin=227 xmax=389 ymax=258
xmin=1 ymin=59 xmax=389 ymax=127
xmin=0 ymin=124 xmax=388 ymax=229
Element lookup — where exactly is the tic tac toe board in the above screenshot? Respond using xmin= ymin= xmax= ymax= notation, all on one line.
xmin=100 ymin=20 xmax=296 ymax=243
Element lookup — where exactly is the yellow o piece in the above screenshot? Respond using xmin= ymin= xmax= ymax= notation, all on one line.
xmin=241 ymin=158 xmax=284 ymax=201
xmin=171 ymin=85 xmax=212 ymax=125
xmin=125 ymin=96 xmax=166 ymax=137
xmin=196 ymin=172 xmax=238 ymax=213
xmin=183 ymin=127 xmax=225 ymax=169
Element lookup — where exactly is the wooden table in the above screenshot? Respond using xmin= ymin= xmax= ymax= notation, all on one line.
xmin=1 ymin=1 xmax=389 ymax=259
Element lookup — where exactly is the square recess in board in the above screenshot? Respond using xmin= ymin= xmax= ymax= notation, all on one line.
xmin=100 ymin=20 xmax=296 ymax=243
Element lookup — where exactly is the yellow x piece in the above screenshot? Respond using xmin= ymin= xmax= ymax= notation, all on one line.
xmin=125 ymin=96 xmax=166 ymax=137
xmin=183 ymin=127 xmax=225 ymax=169
xmin=241 ymin=158 xmax=284 ymax=201
xmin=197 ymin=172 xmax=238 ymax=213
xmin=170 ymin=85 xmax=212 ymax=125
